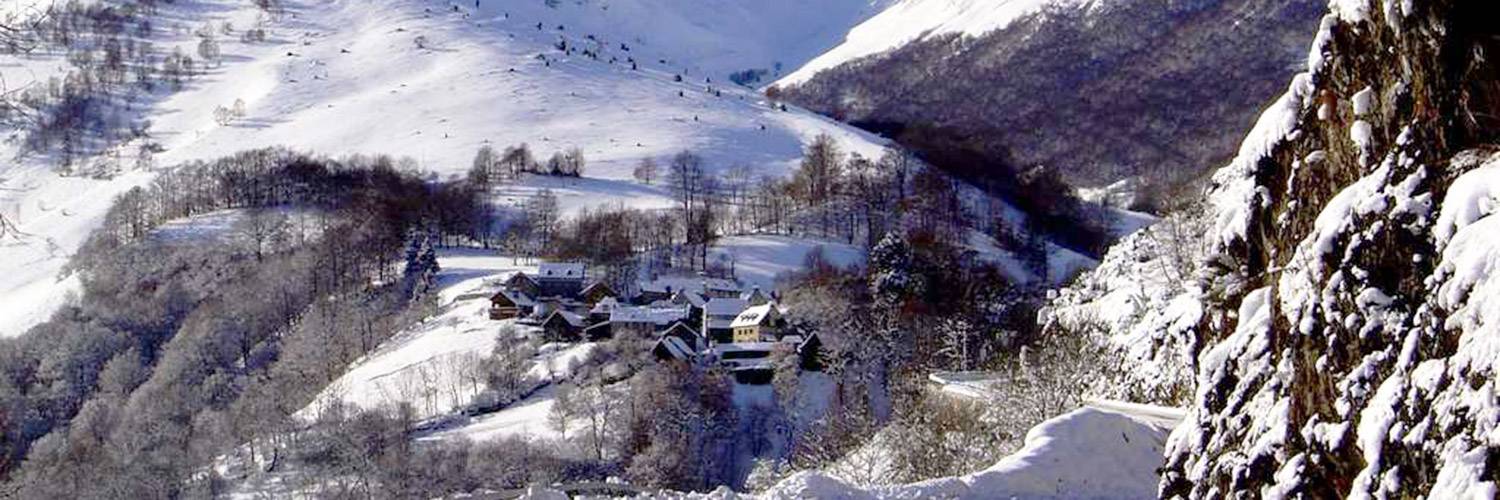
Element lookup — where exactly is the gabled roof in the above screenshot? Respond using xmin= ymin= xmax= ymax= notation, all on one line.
xmin=659 ymin=321 xmax=705 ymax=351
xmin=611 ymin=305 xmax=690 ymax=325
xmin=538 ymin=262 xmax=586 ymax=280
xmin=701 ymin=277 xmax=742 ymax=292
xmin=660 ymin=320 xmax=700 ymax=337
xmin=798 ymin=331 xmax=821 ymax=349
xmin=581 ymin=281 xmax=616 ymax=297
xmin=672 ymin=290 xmax=707 ymax=308
xmin=491 ymin=289 xmax=535 ymax=307
xmin=590 ymin=297 xmax=620 ymax=314
xmin=639 ymin=276 xmax=743 ymax=295
xmin=544 ymin=310 xmax=587 ymax=328
xmin=583 ymin=320 xmax=613 ymax=336
xmin=656 ymin=336 xmax=697 ymax=361
xmin=704 ymin=298 xmax=749 ymax=316
xmin=730 ymin=303 xmax=775 ymax=329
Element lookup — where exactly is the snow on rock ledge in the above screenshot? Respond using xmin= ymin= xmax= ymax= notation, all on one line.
xmin=1153 ymin=0 xmax=1500 ymax=496
xmin=731 ymin=406 xmax=1174 ymax=499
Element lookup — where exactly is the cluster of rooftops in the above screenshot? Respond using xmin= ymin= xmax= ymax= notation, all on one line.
xmin=488 ymin=263 xmax=821 ymax=382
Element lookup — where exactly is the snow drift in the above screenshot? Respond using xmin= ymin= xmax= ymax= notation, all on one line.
xmin=582 ymin=405 xmax=1178 ymax=499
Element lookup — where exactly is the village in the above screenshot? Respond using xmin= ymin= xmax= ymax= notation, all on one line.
xmin=487 ymin=262 xmax=822 ymax=385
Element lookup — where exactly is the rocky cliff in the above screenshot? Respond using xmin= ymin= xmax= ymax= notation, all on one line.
xmin=1051 ymin=0 xmax=1500 ymax=496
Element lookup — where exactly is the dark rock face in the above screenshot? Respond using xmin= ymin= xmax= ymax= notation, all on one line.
xmin=1158 ymin=0 xmax=1500 ymax=497
xmin=778 ymin=0 xmax=1324 ymax=199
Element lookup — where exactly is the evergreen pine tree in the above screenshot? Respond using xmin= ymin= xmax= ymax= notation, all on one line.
xmin=402 ymin=231 xmax=442 ymax=299
xmin=868 ymin=231 xmax=914 ymax=306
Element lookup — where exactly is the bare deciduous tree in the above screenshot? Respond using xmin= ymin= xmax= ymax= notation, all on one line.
xmin=548 ymin=382 xmax=576 ymax=437
xmin=234 ymin=208 xmax=289 ymax=261
xmin=632 ymin=156 xmax=658 ymax=185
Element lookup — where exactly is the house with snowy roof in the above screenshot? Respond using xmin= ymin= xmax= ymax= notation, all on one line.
xmin=635 ymin=275 xmax=747 ymax=304
xmin=536 ymin=262 xmax=588 ymax=298
xmin=730 ymin=302 xmax=781 ymax=343
xmin=504 ymin=272 xmax=541 ymax=297
xmin=700 ymin=277 xmax=744 ymax=299
xmin=579 ymin=281 xmax=618 ymax=305
xmin=488 ymin=289 xmax=537 ymax=320
xmin=541 ymin=310 xmax=589 ymax=342
xmin=707 ymin=331 xmax=822 ymax=384
xmin=588 ymin=296 xmax=621 ymax=321
xmin=607 ymin=305 xmax=692 ymax=339
xmin=702 ymin=297 xmax=750 ymax=344
xmin=739 ymin=287 xmax=770 ymax=306
xmin=489 ymin=263 xmax=618 ymax=322
xmin=669 ymin=290 xmax=707 ymax=324
xmin=633 ymin=281 xmax=675 ymax=304
xmin=652 ymin=322 xmax=707 ymax=362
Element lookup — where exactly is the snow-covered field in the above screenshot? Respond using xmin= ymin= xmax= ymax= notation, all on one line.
xmin=299 ymin=248 xmax=606 ymax=423
xmin=0 ymin=0 xmax=895 ymax=336
xmin=300 ymin=251 xmax=529 ymax=420
xmin=708 ymin=234 xmax=865 ymax=290
xmin=419 ymin=381 xmax=572 ymax=444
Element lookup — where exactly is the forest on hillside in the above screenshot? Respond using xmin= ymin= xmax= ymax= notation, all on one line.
xmin=775 ymin=0 xmax=1322 ymax=213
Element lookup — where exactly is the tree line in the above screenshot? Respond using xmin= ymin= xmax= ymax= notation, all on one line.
xmin=493 ymin=133 xmax=1063 ymax=285
xmin=467 ymin=142 xmax=586 ymax=190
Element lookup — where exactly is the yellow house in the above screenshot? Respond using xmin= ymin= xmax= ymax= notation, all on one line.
xmin=729 ymin=303 xmax=779 ymax=343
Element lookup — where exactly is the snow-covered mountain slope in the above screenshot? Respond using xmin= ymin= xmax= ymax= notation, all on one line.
xmin=473 ymin=0 xmax=894 ymax=86
xmin=776 ymin=0 xmax=1324 ymax=196
xmin=777 ymin=0 xmax=1089 ymax=87
xmin=0 ymin=0 xmax=893 ymax=336
xmin=1048 ymin=0 xmax=1500 ymax=496
xmin=136 ymin=0 xmax=887 ymax=179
